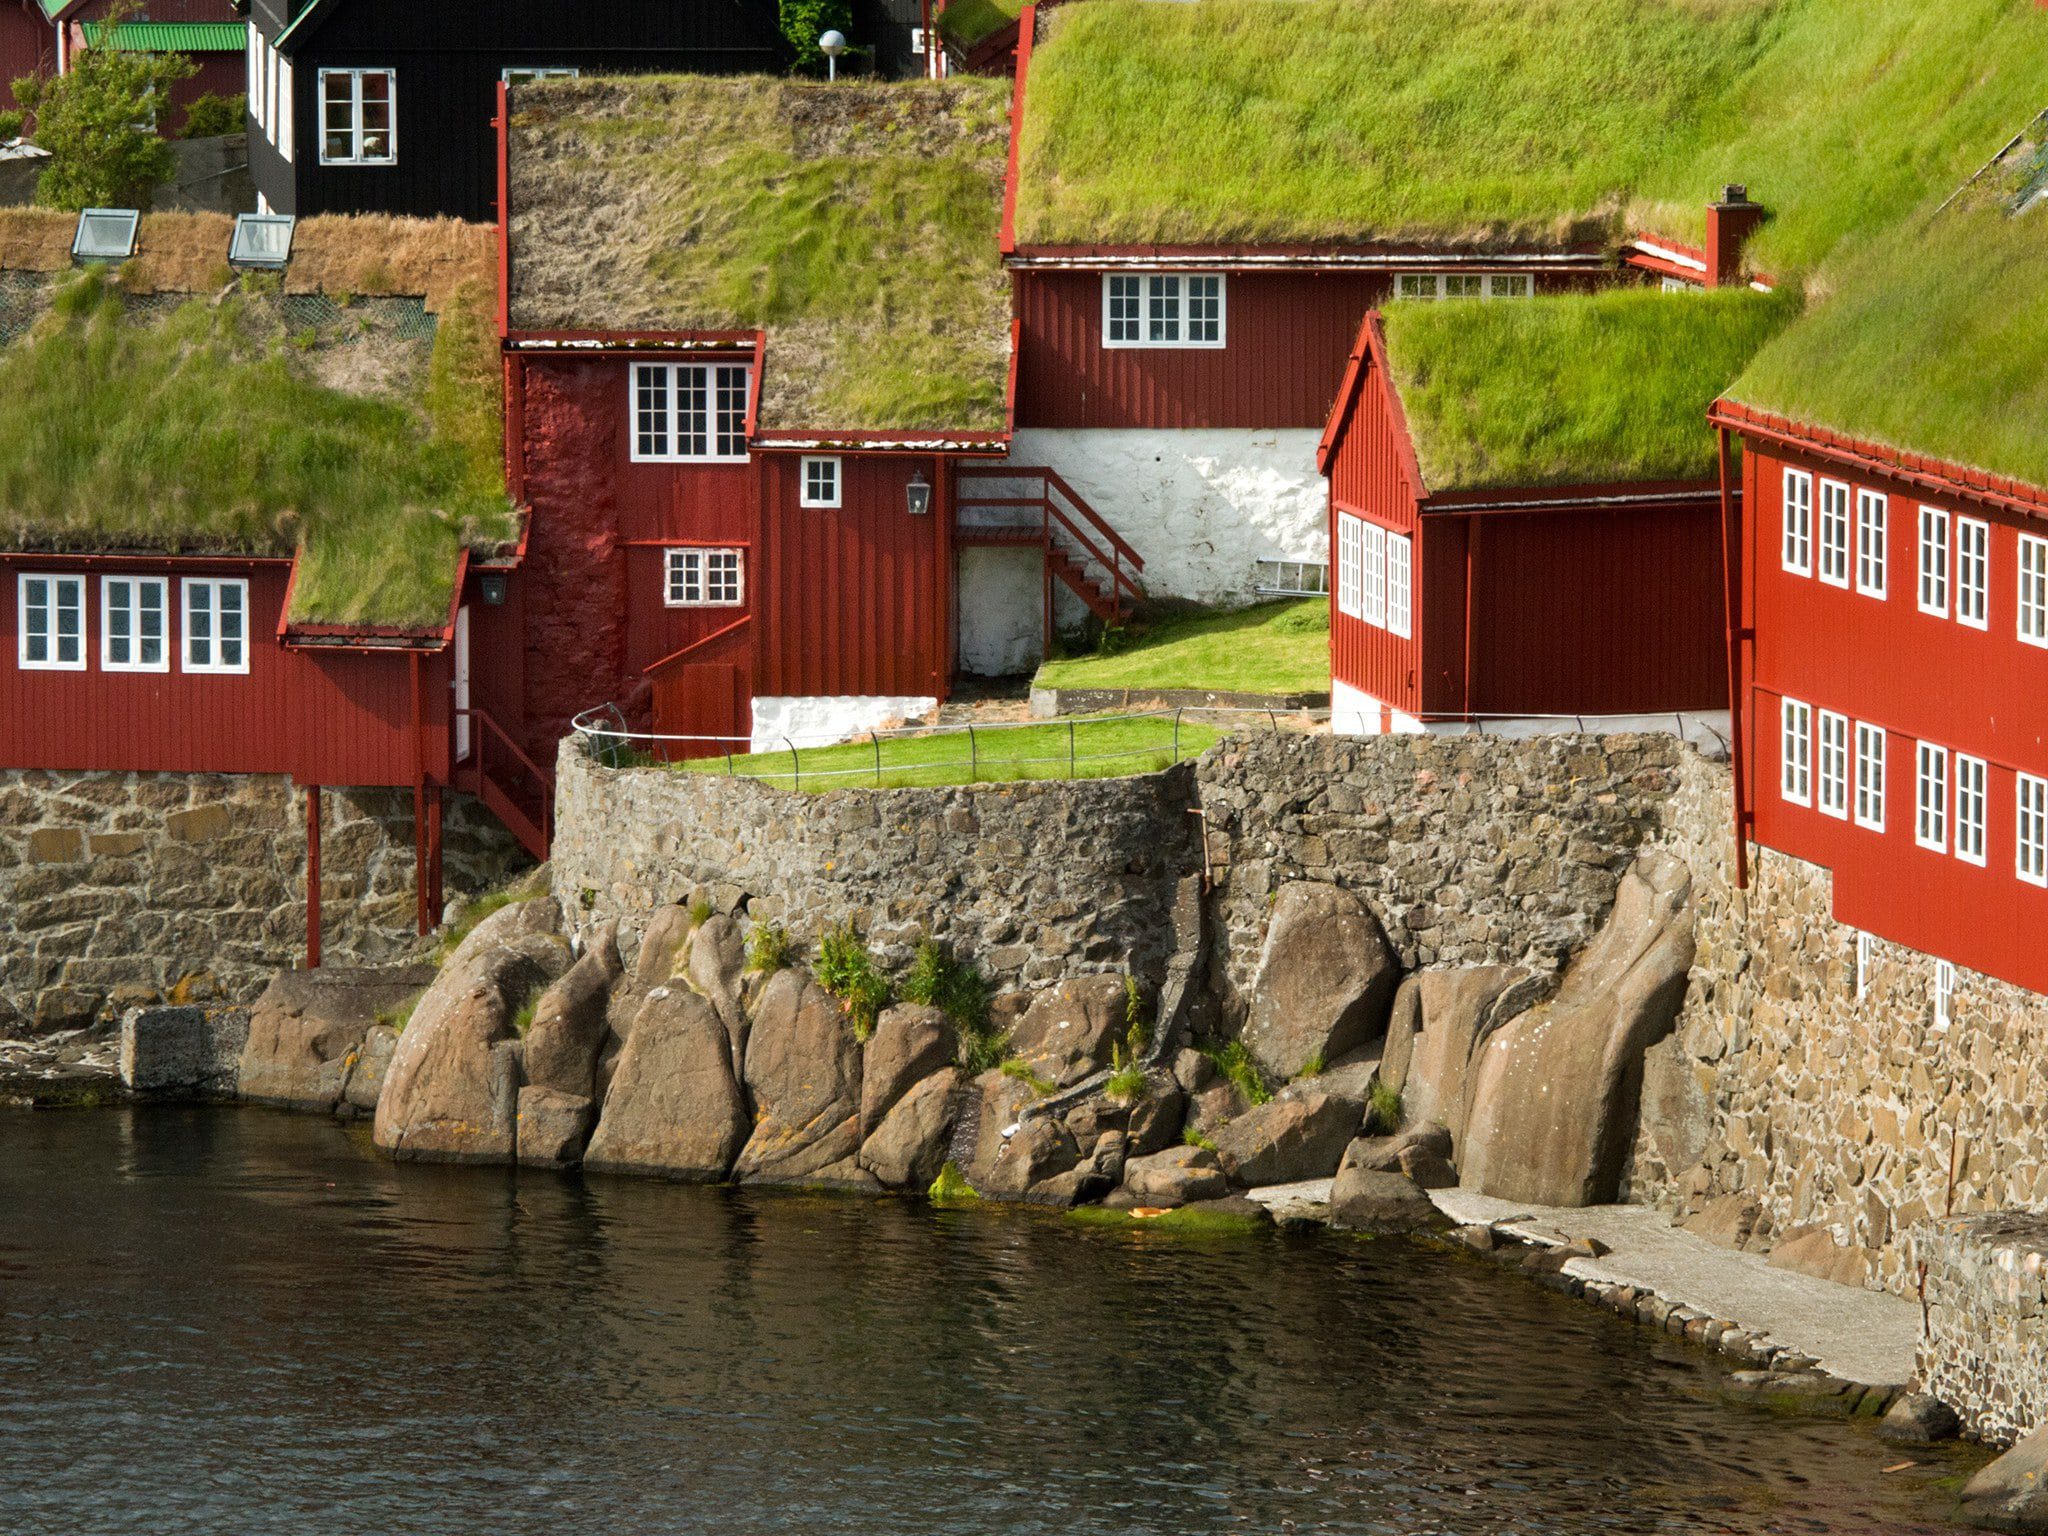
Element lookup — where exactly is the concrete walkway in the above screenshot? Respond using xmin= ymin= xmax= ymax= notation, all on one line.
xmin=1432 ymin=1189 xmax=1920 ymax=1387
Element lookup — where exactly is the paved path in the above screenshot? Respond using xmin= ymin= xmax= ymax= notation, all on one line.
xmin=1432 ymin=1189 xmax=1920 ymax=1386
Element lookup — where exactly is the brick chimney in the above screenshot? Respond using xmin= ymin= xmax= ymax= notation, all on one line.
xmin=1706 ymin=184 xmax=1765 ymax=288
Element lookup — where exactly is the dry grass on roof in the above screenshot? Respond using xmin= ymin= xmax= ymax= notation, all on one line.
xmin=507 ymin=74 xmax=1012 ymax=433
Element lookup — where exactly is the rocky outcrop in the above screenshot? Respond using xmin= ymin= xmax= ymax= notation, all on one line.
xmin=968 ymin=1070 xmax=1080 ymax=1201
xmin=1459 ymin=853 xmax=1695 ymax=1207
xmin=861 ymin=1004 xmax=953 ymax=1139
xmin=1960 ymin=1425 xmax=2048 ymax=1533
xmin=733 ymin=970 xmax=866 ymax=1185
xmin=521 ymin=930 xmax=619 ymax=1099
xmin=1379 ymin=966 xmax=1538 ymax=1145
xmin=1006 ymin=975 xmax=1129 ymax=1089
xmin=1240 ymin=882 xmax=1399 ymax=1082
xmin=517 ymin=1086 xmax=595 ymax=1169
xmin=858 ymin=1067 xmax=960 ymax=1189
xmin=1339 ymin=1124 xmax=1457 ymax=1190
xmin=583 ymin=988 xmax=749 ymax=1179
xmin=1328 ymin=1167 xmax=1443 ymax=1234
xmin=342 ymin=1023 xmax=400 ymax=1114
xmin=1211 ymin=1090 xmax=1363 ymax=1188
xmin=1767 ymin=1227 xmax=1873 ymax=1289
xmin=687 ymin=914 xmax=749 ymax=1065
xmin=1121 ymin=1144 xmax=1229 ymax=1206
xmin=237 ymin=964 xmax=434 ymax=1112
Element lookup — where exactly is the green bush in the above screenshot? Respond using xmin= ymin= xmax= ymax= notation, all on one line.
xmin=10 ymin=1 xmax=194 ymax=209
xmin=0 ymin=109 xmax=24 ymax=140
xmin=816 ymin=922 xmax=889 ymax=1041
xmin=745 ymin=922 xmax=790 ymax=974
xmin=1367 ymin=1076 xmax=1403 ymax=1136
xmin=1104 ymin=1056 xmax=1147 ymax=1106
xmin=901 ymin=936 xmax=1004 ymax=1069
xmin=779 ymin=0 xmax=854 ymax=73
xmin=180 ymin=90 xmax=245 ymax=139
xmin=1000 ymin=1058 xmax=1056 ymax=1097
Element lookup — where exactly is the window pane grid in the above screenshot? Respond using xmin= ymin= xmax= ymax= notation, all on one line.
xmin=1386 ymin=533 xmax=1412 ymax=639
xmin=1336 ymin=515 xmax=1363 ymax=620
xmin=2020 ymin=535 xmax=2048 ymax=646
xmin=2019 ymin=773 xmax=2048 ymax=887
xmin=1916 ymin=742 xmax=1948 ymax=851
xmin=1817 ymin=711 xmax=1848 ymax=818
xmin=1919 ymin=506 xmax=1949 ymax=616
xmin=632 ymin=364 xmax=752 ymax=463
xmin=665 ymin=548 xmax=744 ymax=608
xmin=1855 ymin=490 xmax=1887 ymax=597
xmin=181 ymin=578 xmax=249 ymax=674
xmin=1956 ymin=517 xmax=1989 ymax=628
xmin=1102 ymin=273 xmax=1224 ymax=348
xmin=1854 ymin=722 xmax=1885 ymax=831
xmin=1818 ymin=480 xmax=1850 ymax=586
xmin=1782 ymin=470 xmax=1812 ymax=575
xmin=1363 ymin=524 xmax=1386 ymax=627
xmin=1780 ymin=699 xmax=1811 ymax=805
xmin=20 ymin=573 xmax=85 ymax=669
xmin=1954 ymin=754 xmax=1987 ymax=865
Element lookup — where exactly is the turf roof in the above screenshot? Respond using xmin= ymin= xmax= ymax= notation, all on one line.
xmin=507 ymin=75 xmax=1013 ymax=434
xmin=1726 ymin=206 xmax=2048 ymax=494
xmin=1381 ymin=286 xmax=1801 ymax=494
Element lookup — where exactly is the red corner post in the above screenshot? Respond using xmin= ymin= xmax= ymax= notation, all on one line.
xmin=305 ymin=784 xmax=322 ymax=969
xmin=1715 ymin=420 xmax=1750 ymax=891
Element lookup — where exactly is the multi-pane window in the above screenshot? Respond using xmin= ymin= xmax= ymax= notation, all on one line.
xmin=1102 ymin=273 xmax=1225 ymax=347
xmin=1933 ymin=959 xmax=1955 ymax=1031
xmin=1918 ymin=505 xmax=1950 ymax=616
xmin=1854 ymin=722 xmax=1886 ymax=832
xmin=1855 ymin=489 xmax=1887 ymax=598
xmin=1386 ymin=533 xmax=1412 ymax=639
xmin=664 ymin=548 xmax=743 ymax=608
xmin=2020 ymin=535 xmax=2048 ymax=647
xmin=319 ymin=68 xmax=396 ymax=165
xmin=1780 ymin=697 xmax=1811 ymax=805
xmin=1818 ymin=479 xmax=1851 ymax=586
xmin=501 ymin=67 xmax=580 ymax=86
xmin=1817 ymin=710 xmax=1849 ymax=819
xmin=800 ymin=456 xmax=841 ymax=509
xmin=1915 ymin=741 xmax=1948 ymax=852
xmin=182 ymin=578 xmax=248 ymax=674
xmin=631 ymin=363 xmax=750 ymax=463
xmin=1394 ymin=273 xmax=1533 ymax=300
xmin=1954 ymin=754 xmax=1988 ymax=866
xmin=1855 ymin=931 xmax=1873 ymax=1002
xmin=1336 ymin=517 xmax=1408 ymax=638
xmin=1956 ymin=517 xmax=1989 ymax=629
xmin=1363 ymin=522 xmax=1387 ymax=627
xmin=17 ymin=573 xmax=84 ymax=671
xmin=1782 ymin=469 xmax=1812 ymax=575
xmin=101 ymin=575 xmax=168 ymax=673
xmin=2019 ymin=773 xmax=2048 ymax=887
xmin=1336 ymin=514 xmax=1364 ymax=620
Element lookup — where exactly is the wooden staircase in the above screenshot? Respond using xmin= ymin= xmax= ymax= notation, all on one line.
xmin=956 ymin=465 xmax=1145 ymax=631
xmin=453 ymin=708 xmax=553 ymax=862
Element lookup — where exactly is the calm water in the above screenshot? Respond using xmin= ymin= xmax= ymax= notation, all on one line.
xmin=0 ymin=1108 xmax=1982 ymax=1536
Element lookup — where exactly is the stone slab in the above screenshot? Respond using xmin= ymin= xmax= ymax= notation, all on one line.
xmin=1246 ymin=1178 xmax=1333 ymax=1223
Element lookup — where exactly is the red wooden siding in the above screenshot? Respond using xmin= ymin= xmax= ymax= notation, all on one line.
xmin=0 ymin=4 xmax=52 ymax=111
xmin=0 ymin=557 xmax=446 ymax=786
xmin=1739 ymin=436 xmax=2048 ymax=993
xmin=1326 ymin=356 xmax=1424 ymax=717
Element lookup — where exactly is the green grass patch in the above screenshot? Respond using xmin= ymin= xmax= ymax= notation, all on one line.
xmin=815 ymin=922 xmax=890 ymax=1042
xmin=938 ymin=0 xmax=1021 ymax=48
xmin=1034 ymin=599 xmax=1329 ymax=696
xmin=0 ymin=270 xmax=515 ymax=629
xmin=1728 ymin=208 xmax=2048 ymax=491
xmin=510 ymin=985 xmax=543 ymax=1038
xmin=1103 ymin=1061 xmax=1147 ymax=1105
xmin=1367 ymin=1076 xmax=1403 ymax=1136
xmin=434 ymin=889 xmax=521 ymax=965
xmin=999 ymin=1058 xmax=1057 ymax=1097
xmin=509 ymin=76 xmax=1011 ymax=432
xmin=375 ymin=989 xmax=424 ymax=1035
xmin=928 ymin=1160 xmax=981 ymax=1205
xmin=1065 ymin=1204 xmax=1266 ymax=1237
xmin=1383 ymin=286 xmax=1800 ymax=491
xmin=900 ymin=936 xmax=999 ymax=1069
xmin=676 ymin=712 xmax=1217 ymax=791
xmin=1182 ymin=1126 xmax=1218 ymax=1153
xmin=744 ymin=922 xmax=790 ymax=974
xmin=1201 ymin=1039 xmax=1272 ymax=1107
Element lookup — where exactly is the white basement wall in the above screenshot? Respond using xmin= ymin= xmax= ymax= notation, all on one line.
xmin=957 ymin=545 xmax=1045 ymax=677
xmin=750 ymin=695 xmax=939 ymax=754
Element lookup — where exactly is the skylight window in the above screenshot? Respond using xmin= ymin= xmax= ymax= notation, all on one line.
xmin=228 ymin=213 xmax=296 ymax=271
xmin=72 ymin=208 xmax=139 ymax=263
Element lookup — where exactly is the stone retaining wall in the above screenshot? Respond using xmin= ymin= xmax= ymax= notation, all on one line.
xmin=0 ymin=771 xmax=526 ymax=1035
xmin=1915 ymin=1212 xmax=2048 ymax=1447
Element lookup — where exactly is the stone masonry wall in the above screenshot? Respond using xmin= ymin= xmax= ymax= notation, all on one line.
xmin=0 ymin=771 xmax=528 ymax=1036
xmin=1914 ymin=1212 xmax=2048 ymax=1447
xmin=1630 ymin=752 xmax=2048 ymax=1301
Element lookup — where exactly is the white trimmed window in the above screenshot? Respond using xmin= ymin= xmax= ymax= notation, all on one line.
xmin=1363 ymin=522 xmax=1387 ymax=627
xmin=318 ymin=68 xmax=396 ymax=165
xmin=632 ymin=363 xmax=750 ymax=463
xmin=1954 ymin=753 xmax=1988 ymax=866
xmin=182 ymin=578 xmax=248 ymax=674
xmin=800 ymin=456 xmax=841 ymax=509
xmin=1918 ymin=505 xmax=1950 ymax=616
xmin=1101 ymin=273 xmax=1225 ymax=348
xmin=664 ymin=548 xmax=743 ymax=608
xmin=17 ymin=573 xmax=84 ymax=671
xmin=1386 ymin=532 xmax=1412 ymax=639
xmin=1855 ymin=489 xmax=1887 ymax=598
xmin=1394 ymin=272 xmax=1534 ymax=300
xmin=101 ymin=576 xmax=168 ymax=673
xmin=1780 ymin=697 xmax=1811 ymax=806
xmin=2018 ymin=772 xmax=2048 ymax=887
xmin=1854 ymin=722 xmax=1886 ymax=832
xmin=1782 ymin=469 xmax=1812 ymax=575
xmin=1956 ymin=516 xmax=1989 ymax=630
xmin=1817 ymin=710 xmax=1849 ymax=819
xmin=1336 ymin=513 xmax=1364 ymax=620
xmin=2019 ymin=535 xmax=2048 ymax=648
xmin=1855 ymin=931 xmax=1873 ymax=1002
xmin=1933 ymin=959 xmax=1955 ymax=1032
xmin=1915 ymin=741 xmax=1948 ymax=852
xmin=1818 ymin=479 xmax=1851 ymax=587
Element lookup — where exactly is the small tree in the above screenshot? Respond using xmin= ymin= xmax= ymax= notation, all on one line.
xmin=11 ymin=2 xmax=195 ymax=210
xmin=779 ymin=0 xmax=855 ymax=75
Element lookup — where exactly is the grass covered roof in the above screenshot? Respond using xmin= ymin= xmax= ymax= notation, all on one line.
xmin=1382 ymin=286 xmax=1800 ymax=493
xmin=507 ymin=75 xmax=1013 ymax=434
xmin=1013 ymin=0 xmax=2048 ymax=274
xmin=1726 ymin=207 xmax=2048 ymax=492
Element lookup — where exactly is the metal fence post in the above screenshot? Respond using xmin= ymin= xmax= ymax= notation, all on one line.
xmin=968 ymin=725 xmax=978 ymax=783
xmin=873 ymin=730 xmax=883 ymax=786
xmin=786 ymin=736 xmax=800 ymax=792
xmin=1069 ymin=717 xmax=1077 ymax=776
xmin=1172 ymin=706 xmax=1183 ymax=764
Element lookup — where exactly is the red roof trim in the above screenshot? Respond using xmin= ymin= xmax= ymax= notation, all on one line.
xmin=1368 ymin=311 xmax=1430 ymax=500
xmin=1315 ymin=315 xmax=1372 ymax=474
xmin=998 ymin=1 xmax=1035 ymax=255
xmin=506 ymin=329 xmax=759 ymax=350
xmin=1010 ymin=242 xmax=1612 ymax=264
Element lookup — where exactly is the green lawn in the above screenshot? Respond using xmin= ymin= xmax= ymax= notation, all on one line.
xmin=672 ymin=713 xmax=1219 ymax=791
xmin=1033 ymin=600 xmax=1330 ymax=696
xmin=1383 ymin=287 xmax=1800 ymax=492
xmin=939 ymin=0 xmax=1022 ymax=49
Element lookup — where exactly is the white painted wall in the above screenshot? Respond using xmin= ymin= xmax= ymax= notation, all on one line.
xmin=750 ymin=694 xmax=939 ymax=754
xmin=957 ymin=546 xmax=1044 ymax=677
xmin=1005 ymin=427 xmax=1329 ymax=605
xmin=1331 ymin=680 xmax=1423 ymax=736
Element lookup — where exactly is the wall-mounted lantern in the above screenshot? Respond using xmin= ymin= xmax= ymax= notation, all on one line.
xmin=905 ymin=469 xmax=932 ymax=517
xmin=478 ymin=574 xmax=509 ymax=606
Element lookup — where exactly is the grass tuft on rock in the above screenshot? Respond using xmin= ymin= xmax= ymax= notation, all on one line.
xmin=1000 ymin=1058 xmax=1058 ymax=1097
xmin=1202 ymin=1039 xmax=1272 ymax=1107
xmin=927 ymin=1160 xmax=981 ymax=1205
xmin=1367 ymin=1077 xmax=1404 ymax=1136
xmin=744 ymin=922 xmax=790 ymax=975
xmin=815 ymin=922 xmax=890 ymax=1042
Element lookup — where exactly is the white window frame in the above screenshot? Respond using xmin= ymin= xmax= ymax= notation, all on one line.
xmin=501 ymin=67 xmax=581 ymax=86
xmin=2019 ymin=534 xmax=2048 ymax=649
xmin=1855 ymin=489 xmax=1887 ymax=599
xmin=1854 ymin=722 xmax=1886 ymax=832
xmin=1855 ymin=931 xmax=1873 ymax=1002
xmin=1932 ymin=959 xmax=1955 ymax=1032
xmin=664 ymin=548 xmax=745 ymax=609
xmin=1954 ymin=753 xmax=1988 ymax=867
xmin=317 ymin=68 xmax=397 ymax=167
xmin=1100 ymin=273 xmax=1226 ymax=349
xmin=2018 ymin=772 xmax=2048 ymax=888
xmin=1915 ymin=741 xmax=1948 ymax=853
xmin=1817 ymin=478 xmax=1851 ymax=588
xmin=630 ymin=362 xmax=751 ymax=464
xmin=1817 ymin=710 xmax=1849 ymax=820
xmin=1918 ymin=505 xmax=1950 ymax=617
xmin=100 ymin=575 xmax=169 ymax=674
xmin=1781 ymin=469 xmax=1813 ymax=576
xmin=1336 ymin=513 xmax=1364 ymax=621
xmin=16 ymin=572 xmax=85 ymax=672
xmin=800 ymin=455 xmax=842 ymax=510
xmin=180 ymin=577 xmax=250 ymax=676
xmin=1362 ymin=522 xmax=1387 ymax=628
xmin=1780 ymin=697 xmax=1811 ymax=806
xmin=1386 ymin=532 xmax=1412 ymax=639
xmin=1956 ymin=516 xmax=1990 ymax=630
xmin=1393 ymin=272 xmax=1535 ymax=301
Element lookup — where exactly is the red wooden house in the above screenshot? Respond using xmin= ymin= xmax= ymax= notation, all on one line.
xmin=1318 ymin=286 xmax=1794 ymax=737
xmin=1 ymin=2 xmax=55 ymax=113
xmin=35 ymin=2 xmax=245 ymax=135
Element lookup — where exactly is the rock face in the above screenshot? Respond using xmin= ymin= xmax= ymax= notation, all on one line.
xmin=1339 ymin=1124 xmax=1457 ymax=1190
xmin=1877 ymin=1394 xmax=1961 ymax=1446
xmin=521 ymin=935 xmax=619 ymax=1099
xmin=1767 ymin=1226 xmax=1873 ymax=1289
xmin=733 ymin=970 xmax=865 ymax=1184
xmin=861 ymin=1004 xmax=953 ymax=1140
xmin=688 ymin=914 xmax=749 ymax=1064
xmin=517 ymin=1087 xmax=594 ymax=1168
xmin=1459 ymin=853 xmax=1696 ymax=1207
xmin=1240 ymin=883 xmax=1399 ymax=1082
xmin=1121 ymin=1144 xmax=1228 ymax=1206
xmin=858 ymin=1067 xmax=961 ymax=1189
xmin=373 ymin=900 xmax=568 ymax=1162
xmin=237 ymin=964 xmax=435 ymax=1111
xmin=1961 ymin=1425 xmax=2048 ymax=1533
xmin=1211 ymin=1090 xmax=1363 ymax=1188
xmin=968 ymin=1070 xmax=1079 ymax=1200
xmin=343 ymin=1024 xmax=400 ymax=1114
xmin=584 ymin=988 xmax=748 ymax=1179
xmin=1328 ymin=1167 xmax=1443 ymax=1234
xmin=1379 ymin=966 xmax=1535 ymax=1145
xmin=1007 ymin=975 xmax=1129 ymax=1089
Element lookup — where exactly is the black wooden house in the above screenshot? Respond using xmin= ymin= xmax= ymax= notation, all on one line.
xmin=241 ymin=0 xmax=785 ymax=221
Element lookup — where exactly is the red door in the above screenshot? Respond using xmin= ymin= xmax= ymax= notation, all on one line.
xmin=650 ymin=663 xmax=749 ymax=762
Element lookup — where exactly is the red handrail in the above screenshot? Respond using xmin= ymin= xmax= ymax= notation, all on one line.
xmin=457 ymin=707 xmax=555 ymax=843
xmin=957 ymin=464 xmax=1146 ymax=608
